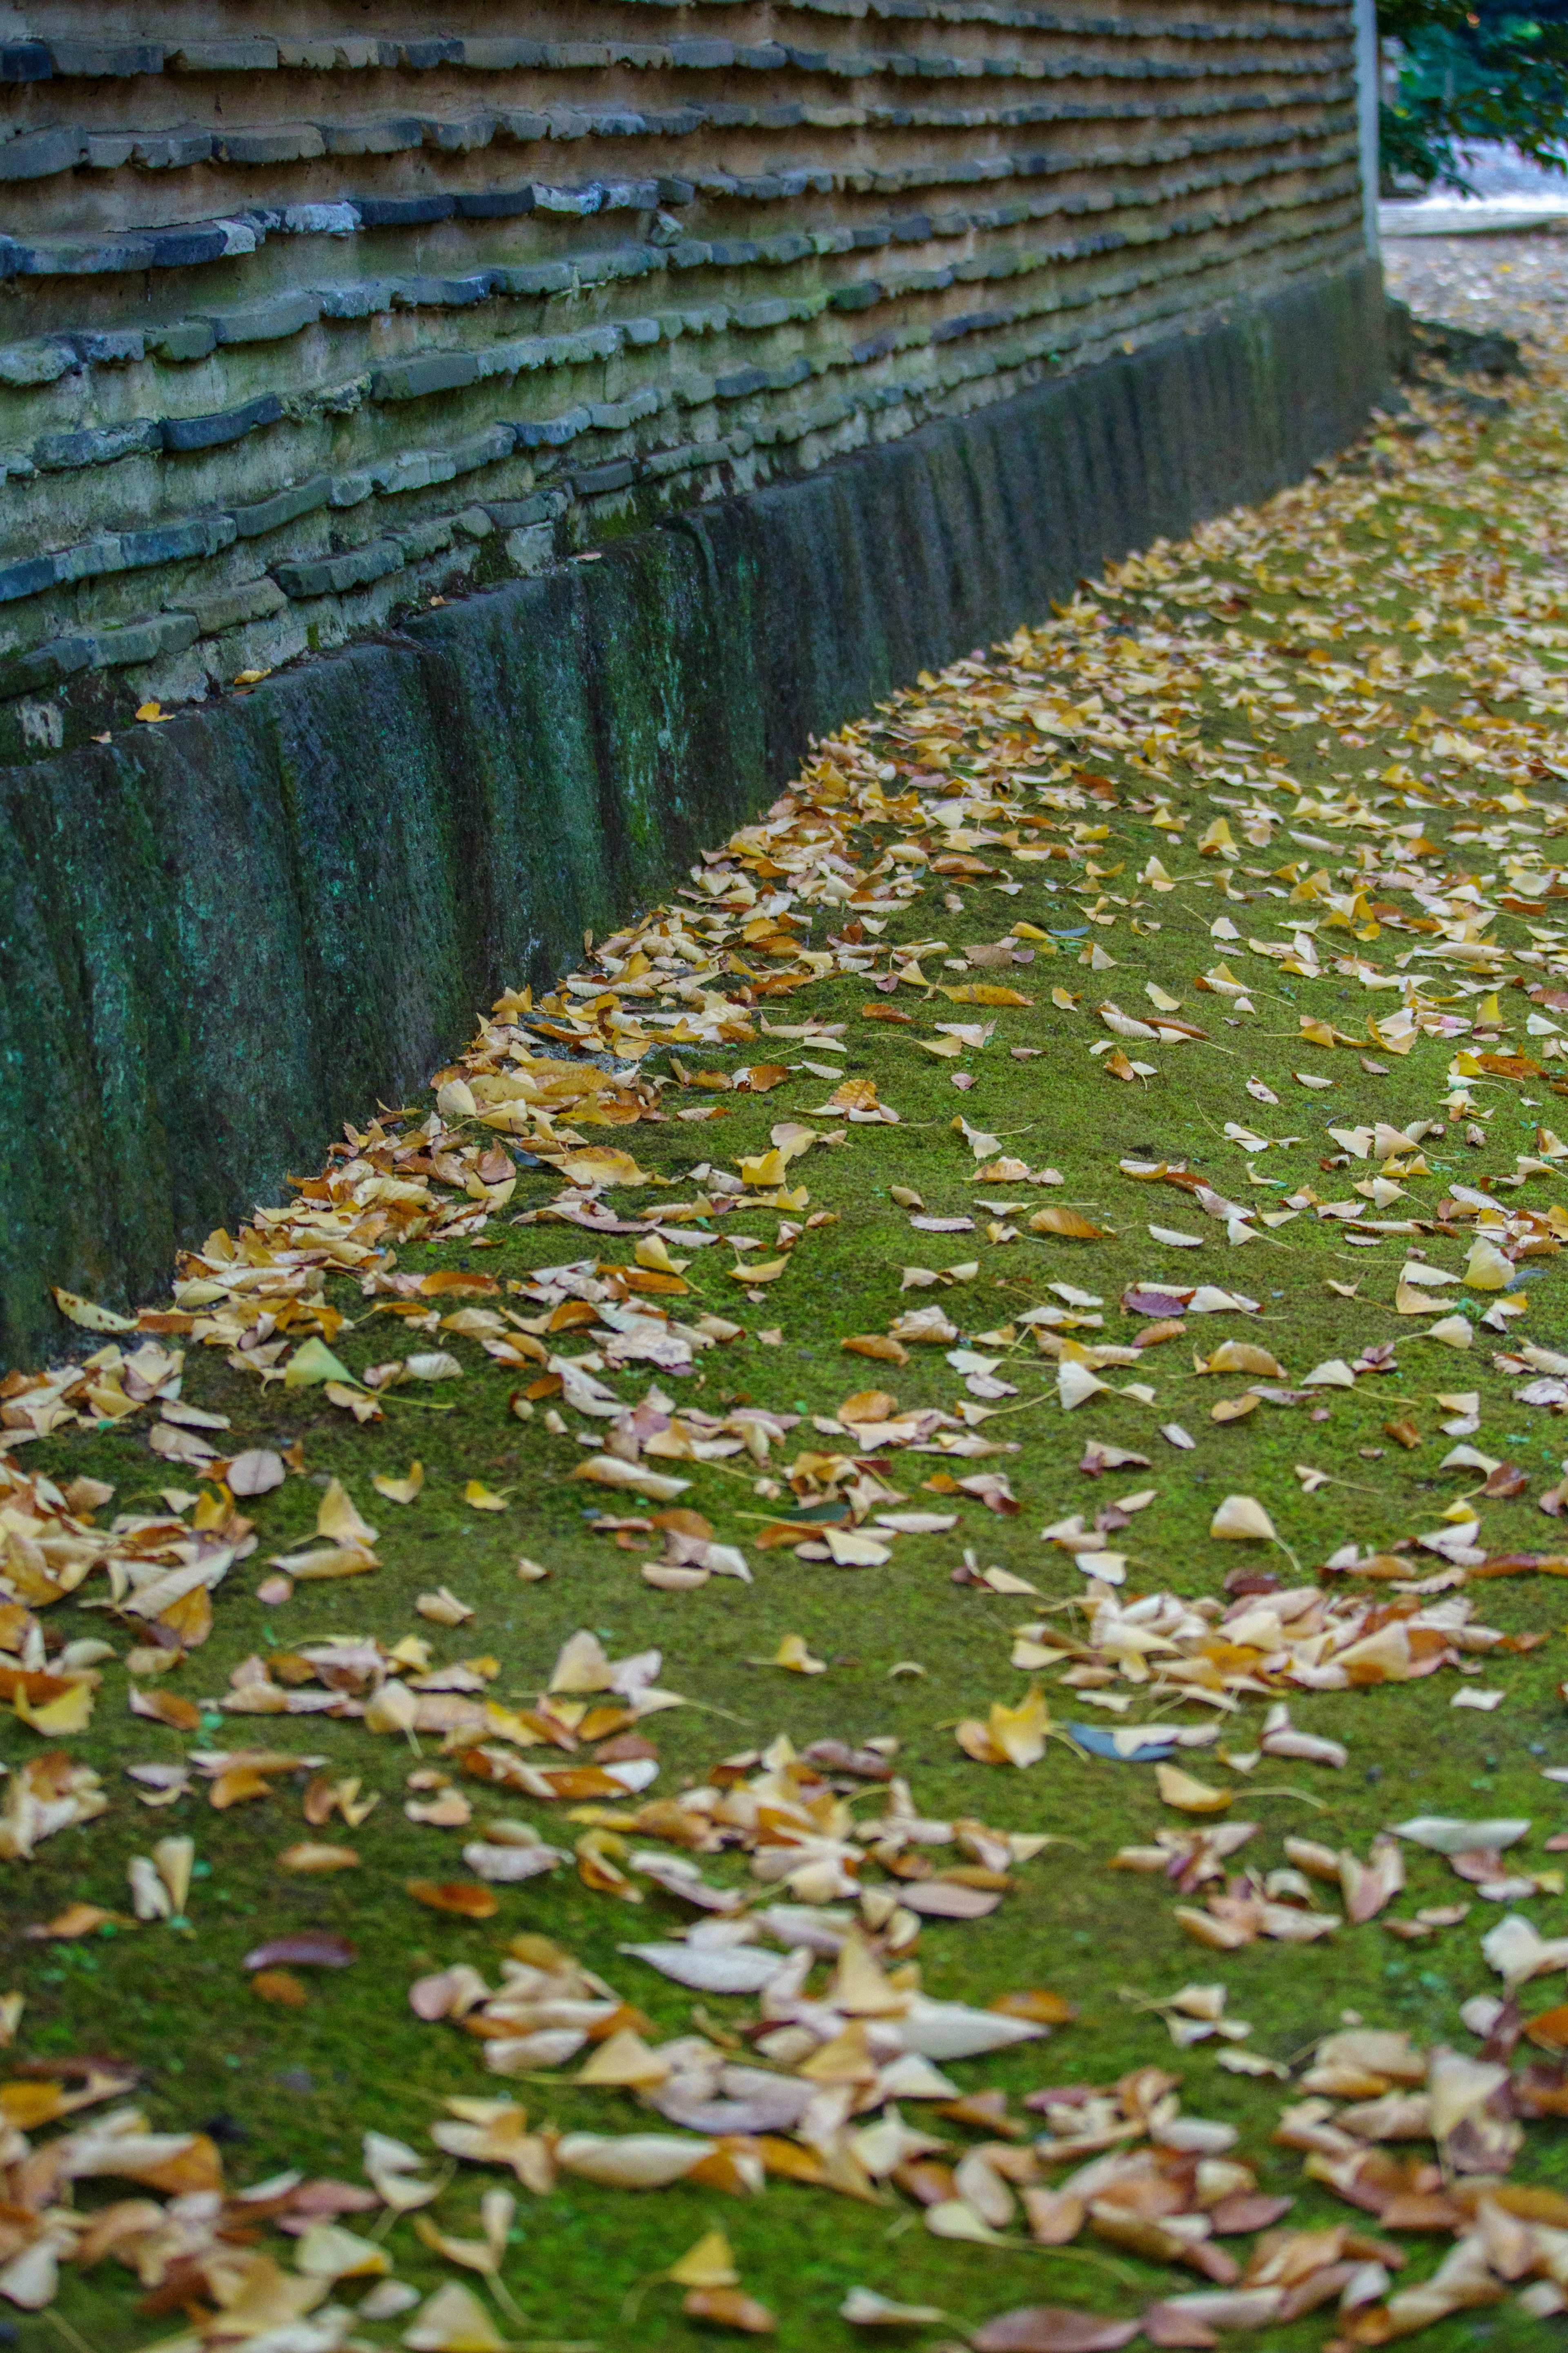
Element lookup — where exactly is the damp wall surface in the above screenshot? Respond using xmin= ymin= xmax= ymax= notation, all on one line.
xmin=0 ymin=0 xmax=1365 ymax=749
xmin=0 ymin=253 xmax=1388 ymax=1363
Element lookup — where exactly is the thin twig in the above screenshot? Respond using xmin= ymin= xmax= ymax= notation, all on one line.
xmin=45 ymin=2315 xmax=101 ymax=2353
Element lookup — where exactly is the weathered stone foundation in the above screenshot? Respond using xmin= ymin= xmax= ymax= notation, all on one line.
xmin=0 ymin=254 xmax=1385 ymax=1361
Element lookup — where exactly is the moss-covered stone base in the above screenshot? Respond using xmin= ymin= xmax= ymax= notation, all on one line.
xmin=0 ymin=256 xmax=1387 ymax=1363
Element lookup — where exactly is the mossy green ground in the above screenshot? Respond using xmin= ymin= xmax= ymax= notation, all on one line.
xmin=13 ymin=357 xmax=1568 ymax=2351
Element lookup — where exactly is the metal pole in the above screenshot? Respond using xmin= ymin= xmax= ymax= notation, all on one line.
xmin=1355 ymin=0 xmax=1383 ymax=257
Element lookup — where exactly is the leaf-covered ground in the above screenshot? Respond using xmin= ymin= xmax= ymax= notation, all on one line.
xmin=11 ymin=266 xmax=1568 ymax=2353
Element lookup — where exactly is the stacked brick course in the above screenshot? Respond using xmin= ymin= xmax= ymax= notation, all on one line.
xmin=0 ymin=1 xmax=1361 ymax=734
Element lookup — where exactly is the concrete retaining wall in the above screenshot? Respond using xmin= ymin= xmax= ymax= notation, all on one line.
xmin=0 ymin=253 xmax=1387 ymax=1361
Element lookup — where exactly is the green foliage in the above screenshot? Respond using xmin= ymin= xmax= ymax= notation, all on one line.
xmin=1377 ymin=0 xmax=1568 ymax=191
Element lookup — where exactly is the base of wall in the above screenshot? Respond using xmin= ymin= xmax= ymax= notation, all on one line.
xmin=0 ymin=256 xmax=1386 ymax=1364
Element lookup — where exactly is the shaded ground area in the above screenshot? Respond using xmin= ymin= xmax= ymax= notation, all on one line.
xmin=10 ymin=263 xmax=1568 ymax=2353
xmin=1385 ymin=226 xmax=1568 ymax=340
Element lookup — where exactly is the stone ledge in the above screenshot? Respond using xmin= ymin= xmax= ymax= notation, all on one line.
xmin=0 ymin=65 xmax=1353 ymax=194
xmin=0 ymin=123 xmax=1354 ymax=400
xmin=6 ymin=21 xmax=1352 ymax=85
xmin=271 ymin=538 xmax=405 ymax=599
xmin=0 ymin=145 xmax=1356 ymax=478
xmin=0 ymin=9 xmax=1349 ymax=88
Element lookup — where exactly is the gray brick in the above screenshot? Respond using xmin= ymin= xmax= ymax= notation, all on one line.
xmin=0 ymin=339 xmax=76 ymax=386
xmin=232 ymin=473 xmax=333 ymax=538
xmin=484 ymin=491 xmax=568 ymax=529
xmin=216 ymin=125 xmax=325 ymax=165
xmin=763 ymin=355 xmax=813 ymax=390
xmin=52 ymin=535 xmax=125 ymax=584
xmin=737 ymin=297 xmax=793 ymax=330
xmin=208 ymin=291 xmax=322 ymax=344
xmin=89 ymin=612 xmax=200 ymax=668
xmin=399 ymin=517 xmax=455 ymax=562
xmin=167 ymin=40 xmax=278 ymax=70
xmin=715 ymin=365 xmax=769 ymax=399
xmin=143 ymin=225 xmax=235 ymax=268
xmin=572 ymin=459 xmax=636 ymax=495
xmin=65 ymin=329 xmax=145 ymax=366
xmin=281 ymin=202 xmax=359 ymax=235
xmin=0 ymin=129 xmax=89 ymax=181
xmin=370 ymin=352 xmax=483 ymax=403
xmin=161 ymin=394 xmax=284 ymax=453
xmin=448 ymin=424 xmax=516 ymax=473
xmin=147 ymin=319 xmax=218 ymax=362
xmin=180 ymin=576 xmax=289 ymax=633
xmin=459 ymin=39 xmax=550 ymax=67
xmin=276 ymin=38 xmax=376 ymax=68
xmin=552 ymin=325 xmax=624 ymax=364
xmin=428 ymin=116 xmax=499 ymax=154
xmin=8 ymin=232 xmax=154 ymax=277
xmin=831 ymin=280 xmax=884 ymax=312
xmin=118 ymin=515 xmax=238 ymax=570
xmin=0 ymin=553 xmax=60 ymax=604
xmin=454 ymin=188 xmax=537 ymax=221
xmin=272 ymin=539 xmax=404 ymax=600
xmin=33 ymin=419 xmax=162 ymax=471
xmin=0 ymin=43 xmax=51 ymax=81
xmin=327 ymin=124 xmax=428 ymax=161
xmin=535 ymin=183 xmax=606 ymax=216
xmin=514 ymin=407 xmax=592 ymax=449
xmin=47 ymin=41 xmax=163 ymax=75
xmin=318 ymin=283 xmax=397 ymax=321
xmin=490 ymin=261 xmax=575 ymax=297
xmin=390 ymin=273 xmax=497 ymax=308
xmin=0 ymin=633 xmax=95 ymax=699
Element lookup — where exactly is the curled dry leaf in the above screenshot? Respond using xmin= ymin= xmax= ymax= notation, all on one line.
xmin=251 ymin=1969 xmax=309 ymax=2007
xmin=130 ymin=1688 xmax=202 ymax=1733
xmin=842 ymin=1333 xmax=911 ymax=1365
xmin=841 ymin=2287 xmax=951 ymax=2326
xmin=227 ymin=1449 xmax=286 ymax=1497
xmin=1155 ymin=1766 xmax=1232 ymax=1815
xmin=649 ymin=2230 xmax=734 ymax=2294
xmin=970 ymin=2312 xmax=1141 ymax=2353
xmin=1029 ymin=1207 xmax=1108 ymax=1241
xmin=416 ymin=1586 xmax=475 ymax=1626
xmin=402 ymin=2282 xmax=508 ymax=2353
xmin=757 ymin=1634 xmax=826 ymax=1675
xmin=406 ymin=1880 xmax=499 ymax=1920
xmin=1209 ymin=1494 xmax=1279 ymax=1545
xmin=684 ymin=2286 xmax=778 ymax=2333
xmin=243 ymin=1933 xmax=356 ymax=1970
xmin=373 ymin=1461 xmax=425 ymax=1505
xmin=278 ymin=1843 xmax=359 ymax=1873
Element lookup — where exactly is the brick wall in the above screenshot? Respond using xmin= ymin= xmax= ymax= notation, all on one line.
xmin=0 ymin=1 xmax=1364 ymax=740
